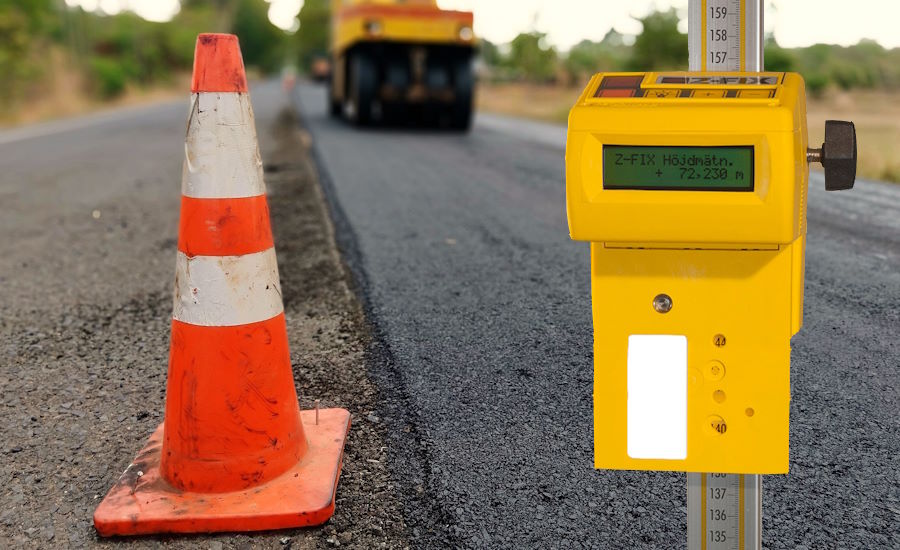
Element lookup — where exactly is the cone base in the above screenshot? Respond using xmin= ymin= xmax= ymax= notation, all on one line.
xmin=94 ymin=408 xmax=351 ymax=536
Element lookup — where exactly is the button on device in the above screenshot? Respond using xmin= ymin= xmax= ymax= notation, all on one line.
xmin=647 ymin=89 xmax=679 ymax=99
xmin=738 ymin=89 xmax=774 ymax=99
xmin=597 ymin=89 xmax=637 ymax=98
xmin=692 ymin=90 xmax=727 ymax=99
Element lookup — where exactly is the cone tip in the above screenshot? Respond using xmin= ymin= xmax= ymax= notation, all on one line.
xmin=191 ymin=33 xmax=248 ymax=93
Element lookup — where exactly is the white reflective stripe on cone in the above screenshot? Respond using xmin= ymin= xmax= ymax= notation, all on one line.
xmin=173 ymin=248 xmax=284 ymax=327
xmin=182 ymin=93 xmax=266 ymax=199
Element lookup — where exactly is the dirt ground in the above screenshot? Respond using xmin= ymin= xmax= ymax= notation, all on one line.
xmin=0 ymin=106 xmax=409 ymax=549
xmin=477 ymin=82 xmax=900 ymax=183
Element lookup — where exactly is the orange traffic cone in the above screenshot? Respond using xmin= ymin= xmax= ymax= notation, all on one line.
xmin=93 ymin=34 xmax=351 ymax=536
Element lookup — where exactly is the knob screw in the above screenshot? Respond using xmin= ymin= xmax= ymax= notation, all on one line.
xmin=807 ymin=120 xmax=857 ymax=191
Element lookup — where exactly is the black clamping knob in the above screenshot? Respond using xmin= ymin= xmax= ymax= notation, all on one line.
xmin=808 ymin=120 xmax=857 ymax=191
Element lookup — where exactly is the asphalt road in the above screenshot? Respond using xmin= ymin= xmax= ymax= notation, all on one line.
xmin=294 ymin=83 xmax=899 ymax=549
xmin=1 ymin=81 xmax=896 ymax=549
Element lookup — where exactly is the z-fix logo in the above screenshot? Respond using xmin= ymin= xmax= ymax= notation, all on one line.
xmin=656 ymin=74 xmax=782 ymax=86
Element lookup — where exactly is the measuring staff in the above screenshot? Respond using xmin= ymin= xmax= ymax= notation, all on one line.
xmin=565 ymin=1 xmax=857 ymax=548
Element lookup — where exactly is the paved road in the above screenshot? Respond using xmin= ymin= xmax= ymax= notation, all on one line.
xmin=295 ymin=83 xmax=899 ymax=549
xmin=2 ymin=81 xmax=896 ymax=549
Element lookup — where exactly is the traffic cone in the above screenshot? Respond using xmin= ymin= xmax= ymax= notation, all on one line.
xmin=93 ymin=34 xmax=351 ymax=536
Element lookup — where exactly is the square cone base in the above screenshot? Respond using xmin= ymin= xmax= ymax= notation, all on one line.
xmin=93 ymin=408 xmax=351 ymax=536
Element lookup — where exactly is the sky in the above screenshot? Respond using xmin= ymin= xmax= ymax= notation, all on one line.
xmin=64 ymin=0 xmax=900 ymax=50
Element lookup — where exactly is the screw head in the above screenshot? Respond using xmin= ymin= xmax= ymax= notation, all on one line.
xmin=652 ymin=294 xmax=673 ymax=314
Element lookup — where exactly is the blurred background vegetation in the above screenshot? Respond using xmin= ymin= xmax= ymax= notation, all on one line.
xmin=474 ymin=9 xmax=900 ymax=183
xmin=0 ymin=0 xmax=295 ymax=122
xmin=4 ymin=2 xmax=900 ymax=112
xmin=1 ymin=1 xmax=897 ymax=180
xmin=478 ymin=9 xmax=900 ymax=96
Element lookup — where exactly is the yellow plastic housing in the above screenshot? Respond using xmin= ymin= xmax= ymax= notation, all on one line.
xmin=567 ymin=72 xmax=808 ymax=245
xmin=331 ymin=0 xmax=475 ymax=55
xmin=566 ymin=72 xmax=811 ymax=474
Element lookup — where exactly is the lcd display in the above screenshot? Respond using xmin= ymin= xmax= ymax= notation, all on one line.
xmin=603 ymin=146 xmax=754 ymax=191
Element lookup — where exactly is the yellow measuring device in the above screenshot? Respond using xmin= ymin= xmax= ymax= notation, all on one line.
xmin=566 ymin=2 xmax=857 ymax=548
xmin=566 ymin=67 xmax=857 ymax=545
xmin=568 ymin=70 xmax=820 ymax=474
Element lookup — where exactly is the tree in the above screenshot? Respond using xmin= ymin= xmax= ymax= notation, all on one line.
xmin=508 ymin=31 xmax=558 ymax=82
xmin=230 ymin=0 xmax=287 ymax=73
xmin=563 ymin=30 xmax=630 ymax=85
xmin=0 ymin=0 xmax=58 ymax=108
xmin=181 ymin=0 xmax=236 ymax=31
xmin=629 ymin=9 xmax=688 ymax=71
xmin=478 ymin=39 xmax=503 ymax=67
xmin=295 ymin=0 xmax=329 ymax=69
xmin=764 ymin=36 xmax=795 ymax=72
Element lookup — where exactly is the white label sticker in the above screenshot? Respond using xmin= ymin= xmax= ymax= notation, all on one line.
xmin=627 ymin=335 xmax=688 ymax=460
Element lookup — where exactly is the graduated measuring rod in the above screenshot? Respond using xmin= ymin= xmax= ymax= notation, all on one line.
xmin=687 ymin=2 xmax=765 ymax=549
xmin=564 ymin=0 xmax=858 ymax=548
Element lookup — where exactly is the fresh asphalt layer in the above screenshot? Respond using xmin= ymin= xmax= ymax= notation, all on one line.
xmin=1 ymin=80 xmax=896 ymax=550
xmin=295 ymin=82 xmax=899 ymax=549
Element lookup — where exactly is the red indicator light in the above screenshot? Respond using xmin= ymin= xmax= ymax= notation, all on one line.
xmin=600 ymin=75 xmax=645 ymax=89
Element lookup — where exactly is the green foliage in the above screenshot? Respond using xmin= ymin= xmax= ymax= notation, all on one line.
xmin=0 ymin=0 xmax=56 ymax=33
xmin=231 ymin=0 xmax=287 ymax=73
xmin=296 ymin=0 xmax=330 ymax=69
xmin=1 ymin=0 xmax=289 ymax=110
xmin=764 ymin=38 xmax=794 ymax=72
xmin=629 ymin=9 xmax=688 ymax=71
xmin=4 ymin=3 xmax=900 ymax=111
xmin=788 ymin=39 xmax=900 ymax=93
xmin=168 ymin=6 xmax=221 ymax=67
xmin=478 ymin=39 xmax=503 ymax=68
xmin=563 ymin=31 xmax=630 ymax=84
xmin=506 ymin=31 xmax=558 ymax=82
xmin=66 ymin=7 xmax=224 ymax=97
xmin=476 ymin=8 xmax=900 ymax=95
xmin=0 ymin=0 xmax=57 ymax=107
xmin=0 ymin=7 xmax=32 ymax=85
xmin=882 ymin=164 xmax=900 ymax=184
xmin=88 ymin=13 xmax=163 ymax=85
xmin=804 ymin=73 xmax=829 ymax=97
xmin=89 ymin=56 xmax=129 ymax=98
